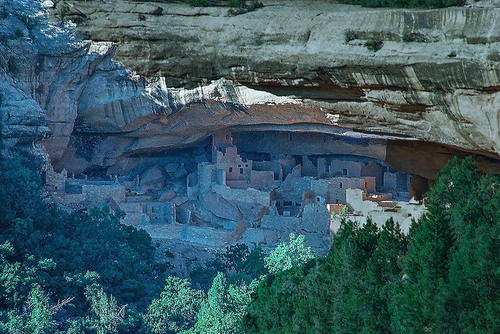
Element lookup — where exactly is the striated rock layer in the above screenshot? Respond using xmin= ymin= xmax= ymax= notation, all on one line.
xmin=2 ymin=0 xmax=498 ymax=185
xmin=51 ymin=0 xmax=500 ymax=156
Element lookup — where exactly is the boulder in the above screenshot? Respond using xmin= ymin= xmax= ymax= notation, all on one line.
xmin=159 ymin=190 xmax=177 ymax=202
xmin=140 ymin=166 xmax=165 ymax=189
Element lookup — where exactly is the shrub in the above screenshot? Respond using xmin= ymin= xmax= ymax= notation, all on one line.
xmin=344 ymin=29 xmax=359 ymax=43
xmin=14 ymin=29 xmax=23 ymax=39
xmin=0 ymin=7 xmax=8 ymax=19
xmin=337 ymin=0 xmax=466 ymax=9
xmin=188 ymin=0 xmax=209 ymax=7
xmin=17 ymin=13 xmax=35 ymax=30
xmin=486 ymin=51 xmax=500 ymax=62
xmin=229 ymin=0 xmax=245 ymax=8
xmin=402 ymin=31 xmax=428 ymax=43
xmin=7 ymin=58 xmax=19 ymax=74
xmin=145 ymin=277 xmax=204 ymax=334
xmin=364 ymin=38 xmax=383 ymax=52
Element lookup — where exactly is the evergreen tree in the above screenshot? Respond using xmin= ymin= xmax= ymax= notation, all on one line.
xmin=145 ymin=277 xmax=204 ymax=334
xmin=264 ymin=233 xmax=315 ymax=274
xmin=189 ymin=272 xmax=255 ymax=334
xmin=444 ymin=166 xmax=500 ymax=333
xmin=86 ymin=287 xmax=124 ymax=334
xmin=1 ymin=285 xmax=54 ymax=334
xmin=326 ymin=219 xmax=379 ymax=334
xmin=362 ymin=218 xmax=407 ymax=333
xmin=245 ymin=219 xmax=399 ymax=334
xmin=390 ymin=157 xmax=498 ymax=334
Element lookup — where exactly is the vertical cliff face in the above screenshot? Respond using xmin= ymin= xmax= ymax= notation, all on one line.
xmin=2 ymin=0 xmax=499 ymax=183
xmin=49 ymin=0 xmax=500 ymax=157
xmin=0 ymin=0 xmax=165 ymax=160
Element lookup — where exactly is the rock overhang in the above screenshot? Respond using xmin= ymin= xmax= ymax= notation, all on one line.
xmin=46 ymin=0 xmax=500 ymax=158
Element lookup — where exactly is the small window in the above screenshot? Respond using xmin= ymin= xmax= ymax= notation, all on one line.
xmin=339 ymin=182 xmax=343 ymax=189
xmin=245 ymin=164 xmax=248 ymax=167
xmin=342 ymin=168 xmax=348 ymax=176
xmin=226 ymin=135 xmax=229 ymax=140
xmin=238 ymin=164 xmax=241 ymax=168
xmin=336 ymin=199 xmax=339 ymax=204
xmin=240 ymin=168 xmax=243 ymax=174
xmin=229 ymin=167 xmax=233 ymax=173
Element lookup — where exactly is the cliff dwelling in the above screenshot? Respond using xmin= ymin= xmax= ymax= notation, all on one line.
xmin=43 ymin=127 xmax=437 ymax=259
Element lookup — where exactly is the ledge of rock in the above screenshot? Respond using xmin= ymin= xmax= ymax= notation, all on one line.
xmin=2 ymin=0 xmax=498 ymax=182
xmin=49 ymin=0 xmax=500 ymax=156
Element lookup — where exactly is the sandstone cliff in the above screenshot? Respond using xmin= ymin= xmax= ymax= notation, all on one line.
xmin=1 ymin=0 xmax=499 ymax=184
xmin=51 ymin=0 xmax=500 ymax=157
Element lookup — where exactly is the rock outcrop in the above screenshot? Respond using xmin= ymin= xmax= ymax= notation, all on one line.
xmin=2 ymin=0 xmax=498 ymax=184
xmin=50 ymin=0 xmax=500 ymax=156
xmin=0 ymin=0 xmax=163 ymax=159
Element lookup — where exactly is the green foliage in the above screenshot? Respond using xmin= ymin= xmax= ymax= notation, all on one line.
xmin=0 ymin=130 xmax=496 ymax=334
xmin=364 ymin=38 xmax=384 ymax=52
xmin=0 ymin=7 xmax=8 ymax=19
xmin=8 ymin=58 xmax=19 ymax=75
xmin=228 ymin=0 xmax=245 ymax=8
xmin=188 ymin=0 xmax=209 ymax=7
xmin=0 ymin=154 xmax=166 ymax=332
xmin=188 ymin=273 xmax=256 ymax=334
xmin=15 ymin=12 xmax=36 ymax=30
xmin=222 ymin=244 xmax=267 ymax=283
xmin=244 ymin=157 xmax=499 ymax=334
xmin=344 ymin=29 xmax=359 ymax=43
xmin=264 ymin=233 xmax=315 ymax=274
xmin=190 ymin=244 xmax=266 ymax=289
xmin=1 ymin=285 xmax=54 ymax=334
xmin=145 ymin=277 xmax=204 ymax=334
xmin=14 ymin=29 xmax=23 ymax=39
xmin=337 ymin=0 xmax=466 ymax=9
xmin=390 ymin=157 xmax=499 ymax=333
xmin=86 ymin=287 xmax=124 ymax=334
xmin=244 ymin=219 xmax=406 ymax=334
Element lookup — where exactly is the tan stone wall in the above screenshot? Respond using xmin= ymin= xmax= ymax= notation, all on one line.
xmin=250 ymin=170 xmax=274 ymax=189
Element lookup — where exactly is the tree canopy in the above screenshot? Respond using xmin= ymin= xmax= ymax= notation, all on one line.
xmin=244 ymin=157 xmax=499 ymax=334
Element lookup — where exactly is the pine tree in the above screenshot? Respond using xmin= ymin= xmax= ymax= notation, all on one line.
xmin=327 ymin=219 xmax=379 ymax=334
xmin=362 ymin=218 xmax=407 ymax=333
xmin=264 ymin=233 xmax=315 ymax=274
xmin=86 ymin=287 xmax=125 ymax=334
xmin=390 ymin=157 xmax=489 ymax=333
xmin=444 ymin=169 xmax=500 ymax=333
xmin=2 ymin=285 xmax=54 ymax=334
xmin=189 ymin=272 xmax=254 ymax=334
xmin=145 ymin=276 xmax=204 ymax=334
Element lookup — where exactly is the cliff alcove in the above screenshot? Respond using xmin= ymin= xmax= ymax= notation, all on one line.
xmin=2 ymin=0 xmax=499 ymax=271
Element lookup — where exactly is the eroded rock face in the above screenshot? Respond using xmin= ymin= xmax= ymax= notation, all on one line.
xmin=51 ymin=0 xmax=500 ymax=156
xmin=0 ymin=0 xmax=163 ymax=160
xmin=2 ymin=0 xmax=498 ymax=184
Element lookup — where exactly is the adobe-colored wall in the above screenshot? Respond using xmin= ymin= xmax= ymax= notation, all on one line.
xmin=250 ymin=170 xmax=275 ymax=190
